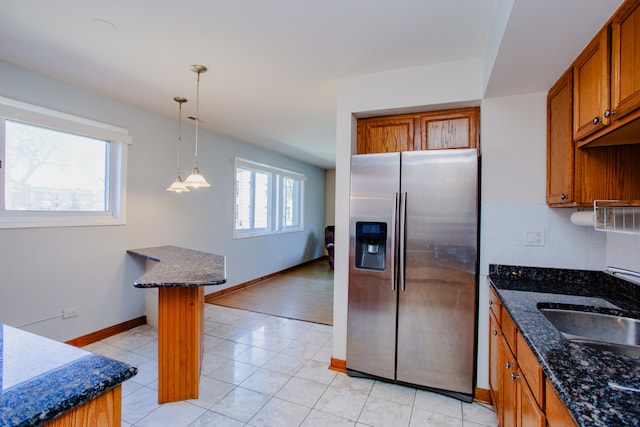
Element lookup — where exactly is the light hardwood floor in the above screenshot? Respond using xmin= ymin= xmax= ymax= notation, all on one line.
xmin=208 ymin=258 xmax=334 ymax=325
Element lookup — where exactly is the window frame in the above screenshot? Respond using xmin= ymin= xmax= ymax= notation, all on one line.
xmin=0 ymin=96 xmax=130 ymax=229
xmin=233 ymin=157 xmax=305 ymax=239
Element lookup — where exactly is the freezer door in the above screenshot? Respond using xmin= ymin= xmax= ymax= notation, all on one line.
xmin=396 ymin=149 xmax=478 ymax=395
xmin=347 ymin=152 xmax=400 ymax=380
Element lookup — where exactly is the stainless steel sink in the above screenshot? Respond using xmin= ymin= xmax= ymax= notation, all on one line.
xmin=539 ymin=307 xmax=640 ymax=358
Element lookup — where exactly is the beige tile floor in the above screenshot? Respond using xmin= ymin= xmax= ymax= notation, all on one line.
xmin=84 ymin=304 xmax=498 ymax=427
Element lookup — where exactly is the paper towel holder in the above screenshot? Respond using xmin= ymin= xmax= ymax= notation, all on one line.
xmin=570 ymin=209 xmax=595 ymax=227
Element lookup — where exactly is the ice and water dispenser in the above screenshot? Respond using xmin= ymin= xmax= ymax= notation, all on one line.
xmin=354 ymin=221 xmax=387 ymax=271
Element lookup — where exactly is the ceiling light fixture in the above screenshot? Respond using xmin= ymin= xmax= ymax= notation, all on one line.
xmin=167 ymin=96 xmax=190 ymax=193
xmin=183 ymin=64 xmax=210 ymax=188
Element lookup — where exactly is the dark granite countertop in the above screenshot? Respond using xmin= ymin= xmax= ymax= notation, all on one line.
xmin=488 ymin=265 xmax=640 ymax=427
xmin=127 ymin=245 xmax=227 ymax=288
xmin=0 ymin=324 xmax=136 ymax=427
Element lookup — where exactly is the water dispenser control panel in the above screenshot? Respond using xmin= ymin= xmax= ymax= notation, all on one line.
xmin=355 ymin=221 xmax=387 ymax=271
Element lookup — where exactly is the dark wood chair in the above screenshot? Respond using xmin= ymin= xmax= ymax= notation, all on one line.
xmin=324 ymin=225 xmax=335 ymax=269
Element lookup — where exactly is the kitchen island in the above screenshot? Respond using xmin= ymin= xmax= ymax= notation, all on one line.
xmin=489 ymin=265 xmax=640 ymax=426
xmin=0 ymin=323 xmax=137 ymax=427
xmin=127 ymin=245 xmax=226 ymax=404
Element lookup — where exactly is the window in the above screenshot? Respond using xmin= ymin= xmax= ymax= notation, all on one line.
xmin=234 ymin=158 xmax=305 ymax=237
xmin=0 ymin=96 xmax=130 ymax=228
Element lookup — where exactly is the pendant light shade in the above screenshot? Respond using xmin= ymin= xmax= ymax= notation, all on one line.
xmin=184 ymin=64 xmax=210 ymax=188
xmin=167 ymin=96 xmax=190 ymax=193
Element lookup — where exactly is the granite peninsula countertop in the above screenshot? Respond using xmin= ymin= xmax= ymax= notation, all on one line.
xmin=127 ymin=245 xmax=227 ymax=288
xmin=488 ymin=265 xmax=640 ymax=427
xmin=0 ymin=324 xmax=137 ymax=427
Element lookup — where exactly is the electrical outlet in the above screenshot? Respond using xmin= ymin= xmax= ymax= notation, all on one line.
xmin=523 ymin=229 xmax=545 ymax=246
xmin=63 ymin=306 xmax=79 ymax=319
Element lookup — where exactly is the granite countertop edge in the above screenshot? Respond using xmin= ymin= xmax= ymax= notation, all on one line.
xmin=488 ymin=264 xmax=640 ymax=427
xmin=127 ymin=245 xmax=227 ymax=288
xmin=0 ymin=353 xmax=137 ymax=427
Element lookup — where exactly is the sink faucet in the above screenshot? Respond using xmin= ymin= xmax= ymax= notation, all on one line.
xmin=606 ymin=266 xmax=640 ymax=285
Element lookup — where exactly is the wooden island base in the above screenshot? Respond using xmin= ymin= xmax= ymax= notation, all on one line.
xmin=158 ymin=286 xmax=205 ymax=403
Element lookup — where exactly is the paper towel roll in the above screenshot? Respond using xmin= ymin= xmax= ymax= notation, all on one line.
xmin=570 ymin=211 xmax=595 ymax=227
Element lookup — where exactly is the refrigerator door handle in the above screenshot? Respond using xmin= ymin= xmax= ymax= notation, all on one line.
xmin=399 ymin=191 xmax=407 ymax=292
xmin=390 ymin=192 xmax=399 ymax=291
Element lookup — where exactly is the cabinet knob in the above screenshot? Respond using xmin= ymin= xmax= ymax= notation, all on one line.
xmin=592 ymin=116 xmax=603 ymax=125
xmin=489 ymin=300 xmax=493 ymax=306
xmin=560 ymin=193 xmax=567 ymax=200
xmin=510 ymin=372 xmax=520 ymax=381
xmin=492 ymin=329 xmax=499 ymax=336
xmin=604 ymin=109 xmax=616 ymax=118
xmin=505 ymin=361 xmax=513 ymax=369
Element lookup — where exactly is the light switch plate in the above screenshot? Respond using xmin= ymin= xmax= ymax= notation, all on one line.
xmin=523 ymin=229 xmax=545 ymax=246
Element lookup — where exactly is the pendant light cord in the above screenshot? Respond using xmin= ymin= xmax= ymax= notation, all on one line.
xmin=194 ymin=70 xmax=200 ymax=167
xmin=177 ymin=100 xmax=183 ymax=175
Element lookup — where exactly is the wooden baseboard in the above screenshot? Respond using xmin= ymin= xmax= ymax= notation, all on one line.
xmin=65 ymin=316 xmax=147 ymax=347
xmin=205 ymin=256 xmax=328 ymax=303
xmin=329 ymin=357 xmax=347 ymax=373
xmin=474 ymin=387 xmax=492 ymax=405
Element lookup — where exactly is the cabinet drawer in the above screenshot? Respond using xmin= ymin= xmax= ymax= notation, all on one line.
xmin=516 ymin=333 xmax=544 ymax=406
xmin=489 ymin=287 xmax=502 ymax=324
xmin=501 ymin=309 xmax=517 ymax=353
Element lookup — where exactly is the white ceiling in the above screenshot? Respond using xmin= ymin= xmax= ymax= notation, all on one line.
xmin=0 ymin=0 xmax=623 ymax=169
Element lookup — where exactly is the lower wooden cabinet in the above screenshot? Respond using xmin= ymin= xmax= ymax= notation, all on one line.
xmin=517 ymin=371 xmax=545 ymax=427
xmin=489 ymin=312 xmax=503 ymax=423
xmin=545 ymin=378 xmax=579 ymax=427
xmin=501 ymin=339 xmax=518 ymax=427
xmin=46 ymin=385 xmax=121 ymax=427
xmin=489 ymin=288 xmax=577 ymax=427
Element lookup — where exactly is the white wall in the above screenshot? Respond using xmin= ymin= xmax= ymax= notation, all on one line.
xmin=0 ymin=60 xmax=326 ymax=342
xmin=334 ymin=62 xmax=614 ymax=392
xmin=325 ymin=169 xmax=335 ymax=227
xmin=477 ymin=93 xmax=606 ymax=389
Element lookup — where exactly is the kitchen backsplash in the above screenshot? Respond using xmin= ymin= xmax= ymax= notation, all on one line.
xmin=606 ymin=232 xmax=640 ymax=273
xmin=480 ymin=203 xmax=606 ymax=275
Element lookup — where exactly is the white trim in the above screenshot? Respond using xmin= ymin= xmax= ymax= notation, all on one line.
xmin=0 ymin=96 xmax=132 ymax=145
xmin=235 ymin=157 xmax=307 ymax=181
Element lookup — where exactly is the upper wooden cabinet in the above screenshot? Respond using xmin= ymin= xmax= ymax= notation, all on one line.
xmin=547 ymin=68 xmax=640 ymax=206
xmin=573 ymin=29 xmax=610 ymax=140
xmin=418 ymin=108 xmax=479 ymax=150
xmin=547 ymin=0 xmax=640 ymax=207
xmin=357 ymin=115 xmax=417 ymax=154
xmin=357 ymin=107 xmax=479 ymax=154
xmin=573 ymin=0 xmax=640 ymax=145
xmin=547 ymin=69 xmax=575 ymax=204
xmin=611 ymin=0 xmax=640 ymax=120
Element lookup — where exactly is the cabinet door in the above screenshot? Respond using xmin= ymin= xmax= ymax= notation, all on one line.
xmin=489 ymin=312 xmax=502 ymax=422
xmin=545 ymin=378 xmax=578 ymax=427
xmin=517 ymin=371 xmax=545 ymax=427
xmin=611 ymin=0 xmax=640 ymax=120
xmin=573 ymin=28 xmax=610 ymax=140
xmin=501 ymin=336 xmax=517 ymax=427
xmin=357 ymin=116 xmax=416 ymax=154
xmin=418 ymin=108 xmax=479 ymax=150
xmin=547 ymin=69 xmax=575 ymax=205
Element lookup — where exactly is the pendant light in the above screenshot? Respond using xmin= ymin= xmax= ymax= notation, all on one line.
xmin=167 ymin=97 xmax=190 ymax=193
xmin=184 ymin=64 xmax=210 ymax=188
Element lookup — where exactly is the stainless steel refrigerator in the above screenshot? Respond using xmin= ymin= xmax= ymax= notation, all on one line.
xmin=347 ymin=149 xmax=479 ymax=402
